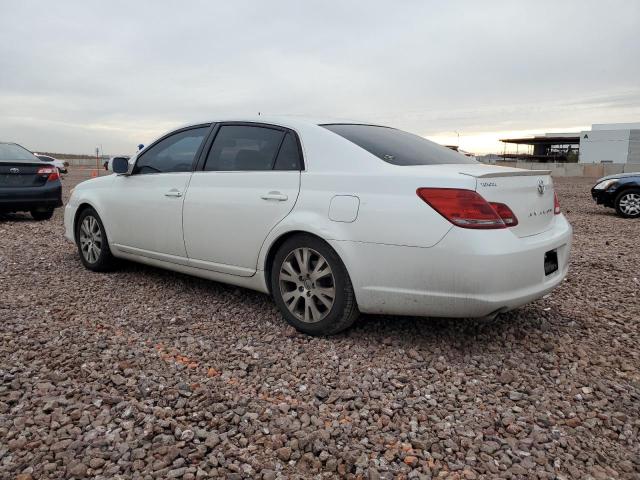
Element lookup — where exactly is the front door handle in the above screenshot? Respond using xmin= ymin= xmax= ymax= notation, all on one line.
xmin=261 ymin=191 xmax=288 ymax=201
xmin=165 ymin=189 xmax=183 ymax=198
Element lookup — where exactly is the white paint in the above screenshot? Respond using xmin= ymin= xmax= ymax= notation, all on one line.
xmin=65 ymin=116 xmax=572 ymax=319
xmin=579 ymin=122 xmax=640 ymax=164
xmin=592 ymin=122 xmax=640 ymax=130
xmin=328 ymin=195 xmax=360 ymax=223
xmin=580 ymin=129 xmax=631 ymax=164
xmin=182 ymin=171 xmax=300 ymax=277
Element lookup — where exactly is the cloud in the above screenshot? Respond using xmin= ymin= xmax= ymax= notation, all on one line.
xmin=1 ymin=0 xmax=639 ymax=154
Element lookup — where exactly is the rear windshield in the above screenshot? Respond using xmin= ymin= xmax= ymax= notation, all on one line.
xmin=322 ymin=124 xmax=476 ymax=166
xmin=0 ymin=143 xmax=40 ymax=162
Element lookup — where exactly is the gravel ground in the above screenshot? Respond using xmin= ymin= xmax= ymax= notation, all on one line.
xmin=1 ymin=172 xmax=638 ymax=479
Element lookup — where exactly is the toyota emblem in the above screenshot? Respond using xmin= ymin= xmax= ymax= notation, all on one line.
xmin=9 ymin=167 xmax=20 ymax=174
xmin=537 ymin=178 xmax=545 ymax=195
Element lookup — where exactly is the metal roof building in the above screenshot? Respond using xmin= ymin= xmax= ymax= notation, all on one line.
xmin=500 ymin=132 xmax=580 ymax=162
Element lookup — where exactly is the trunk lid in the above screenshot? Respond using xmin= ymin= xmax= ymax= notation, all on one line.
xmin=461 ymin=165 xmax=555 ymax=237
xmin=0 ymin=162 xmax=49 ymax=188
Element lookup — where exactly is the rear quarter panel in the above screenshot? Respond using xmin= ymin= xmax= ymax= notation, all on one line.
xmin=257 ymin=167 xmax=477 ymax=271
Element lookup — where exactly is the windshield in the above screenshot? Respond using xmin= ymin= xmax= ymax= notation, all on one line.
xmin=322 ymin=124 xmax=476 ymax=166
xmin=0 ymin=143 xmax=40 ymax=163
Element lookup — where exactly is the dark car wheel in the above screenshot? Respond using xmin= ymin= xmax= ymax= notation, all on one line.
xmin=614 ymin=189 xmax=640 ymax=218
xmin=75 ymin=207 xmax=117 ymax=271
xmin=31 ymin=208 xmax=54 ymax=221
xmin=270 ymin=234 xmax=359 ymax=336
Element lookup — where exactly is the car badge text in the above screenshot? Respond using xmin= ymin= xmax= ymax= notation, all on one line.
xmin=529 ymin=208 xmax=553 ymax=217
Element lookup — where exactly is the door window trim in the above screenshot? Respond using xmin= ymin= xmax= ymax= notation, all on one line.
xmin=131 ymin=124 xmax=213 ymax=176
xmin=194 ymin=121 xmax=305 ymax=172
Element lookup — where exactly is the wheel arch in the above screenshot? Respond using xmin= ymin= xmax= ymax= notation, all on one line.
xmin=615 ymin=183 xmax=640 ymax=195
xmin=264 ymin=230 xmax=312 ymax=294
xmin=73 ymin=201 xmax=99 ymax=242
xmin=614 ymin=185 xmax=640 ymax=217
xmin=262 ymin=229 xmax=353 ymax=296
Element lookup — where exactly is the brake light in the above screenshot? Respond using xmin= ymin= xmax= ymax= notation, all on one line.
xmin=417 ymin=188 xmax=507 ymax=229
xmin=553 ymin=191 xmax=561 ymax=215
xmin=37 ymin=166 xmax=60 ymax=182
xmin=489 ymin=202 xmax=519 ymax=227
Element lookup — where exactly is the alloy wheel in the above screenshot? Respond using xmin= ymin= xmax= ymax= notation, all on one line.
xmin=619 ymin=193 xmax=640 ymax=216
xmin=79 ymin=215 xmax=103 ymax=264
xmin=279 ymin=247 xmax=336 ymax=323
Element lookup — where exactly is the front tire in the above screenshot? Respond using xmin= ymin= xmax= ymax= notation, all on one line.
xmin=270 ymin=234 xmax=359 ymax=336
xmin=614 ymin=189 xmax=640 ymax=218
xmin=31 ymin=208 xmax=54 ymax=221
xmin=75 ymin=208 xmax=116 ymax=271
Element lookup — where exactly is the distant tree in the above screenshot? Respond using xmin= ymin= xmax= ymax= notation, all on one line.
xmin=566 ymin=151 xmax=579 ymax=163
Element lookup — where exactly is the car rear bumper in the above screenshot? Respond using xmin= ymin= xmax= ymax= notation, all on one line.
xmin=332 ymin=214 xmax=572 ymax=318
xmin=0 ymin=182 xmax=63 ymax=212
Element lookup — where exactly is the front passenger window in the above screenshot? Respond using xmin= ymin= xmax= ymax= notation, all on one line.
xmin=135 ymin=127 xmax=208 ymax=174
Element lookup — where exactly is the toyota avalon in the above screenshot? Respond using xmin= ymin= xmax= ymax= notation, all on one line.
xmin=64 ymin=117 xmax=572 ymax=335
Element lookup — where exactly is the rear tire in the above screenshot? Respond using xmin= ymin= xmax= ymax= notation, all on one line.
xmin=614 ymin=189 xmax=640 ymax=218
xmin=270 ymin=234 xmax=359 ymax=336
xmin=75 ymin=207 xmax=117 ymax=271
xmin=31 ymin=209 xmax=54 ymax=221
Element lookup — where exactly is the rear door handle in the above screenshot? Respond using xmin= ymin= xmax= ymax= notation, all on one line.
xmin=165 ymin=189 xmax=183 ymax=198
xmin=261 ymin=191 xmax=288 ymax=201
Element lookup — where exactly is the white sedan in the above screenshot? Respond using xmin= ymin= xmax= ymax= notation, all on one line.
xmin=34 ymin=153 xmax=69 ymax=174
xmin=64 ymin=117 xmax=572 ymax=335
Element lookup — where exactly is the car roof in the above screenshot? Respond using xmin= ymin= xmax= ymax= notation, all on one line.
xmin=174 ymin=115 xmax=386 ymax=131
xmin=133 ymin=116 xmax=397 ymax=174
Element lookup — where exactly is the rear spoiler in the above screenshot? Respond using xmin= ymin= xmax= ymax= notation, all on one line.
xmin=460 ymin=170 xmax=551 ymax=178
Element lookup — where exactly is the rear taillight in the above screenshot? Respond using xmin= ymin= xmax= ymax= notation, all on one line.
xmin=553 ymin=191 xmax=561 ymax=215
xmin=489 ymin=202 xmax=519 ymax=227
xmin=417 ymin=188 xmax=513 ymax=229
xmin=37 ymin=166 xmax=60 ymax=182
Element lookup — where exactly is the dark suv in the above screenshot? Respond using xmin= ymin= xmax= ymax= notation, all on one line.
xmin=591 ymin=172 xmax=640 ymax=218
xmin=0 ymin=142 xmax=63 ymax=220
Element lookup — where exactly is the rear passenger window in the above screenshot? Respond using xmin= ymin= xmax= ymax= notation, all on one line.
xmin=204 ymin=125 xmax=285 ymax=171
xmin=274 ymin=133 xmax=301 ymax=170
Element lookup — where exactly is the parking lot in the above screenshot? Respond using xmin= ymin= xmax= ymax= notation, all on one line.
xmin=1 ymin=172 xmax=638 ymax=479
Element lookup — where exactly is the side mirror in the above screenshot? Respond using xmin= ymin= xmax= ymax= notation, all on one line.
xmin=112 ymin=157 xmax=131 ymax=175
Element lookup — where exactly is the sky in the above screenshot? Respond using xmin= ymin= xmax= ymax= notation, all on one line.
xmin=1 ymin=0 xmax=639 ymax=155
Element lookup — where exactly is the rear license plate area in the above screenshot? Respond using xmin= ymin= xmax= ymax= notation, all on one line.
xmin=544 ymin=249 xmax=558 ymax=276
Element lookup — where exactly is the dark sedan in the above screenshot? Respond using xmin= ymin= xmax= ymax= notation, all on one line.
xmin=591 ymin=172 xmax=640 ymax=218
xmin=0 ymin=142 xmax=63 ymax=220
